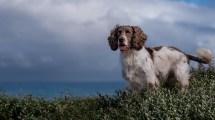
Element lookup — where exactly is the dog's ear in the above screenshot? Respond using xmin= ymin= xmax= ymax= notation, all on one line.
xmin=131 ymin=26 xmax=147 ymax=51
xmin=108 ymin=25 xmax=119 ymax=51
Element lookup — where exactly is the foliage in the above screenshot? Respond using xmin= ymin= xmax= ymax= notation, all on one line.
xmin=0 ymin=65 xmax=215 ymax=120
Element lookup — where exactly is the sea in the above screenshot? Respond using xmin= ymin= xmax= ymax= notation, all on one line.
xmin=0 ymin=81 xmax=126 ymax=99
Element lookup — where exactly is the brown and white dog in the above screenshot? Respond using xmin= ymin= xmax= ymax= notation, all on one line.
xmin=108 ymin=25 xmax=212 ymax=91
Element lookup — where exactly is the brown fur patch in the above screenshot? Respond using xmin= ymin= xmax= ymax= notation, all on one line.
xmin=131 ymin=26 xmax=147 ymax=51
xmin=168 ymin=46 xmax=183 ymax=52
xmin=108 ymin=25 xmax=119 ymax=51
xmin=153 ymin=46 xmax=163 ymax=51
xmin=146 ymin=47 xmax=154 ymax=61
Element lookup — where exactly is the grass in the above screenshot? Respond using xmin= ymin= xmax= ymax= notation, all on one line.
xmin=0 ymin=65 xmax=215 ymax=120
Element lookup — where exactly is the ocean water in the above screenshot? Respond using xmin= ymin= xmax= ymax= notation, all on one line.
xmin=0 ymin=81 xmax=126 ymax=99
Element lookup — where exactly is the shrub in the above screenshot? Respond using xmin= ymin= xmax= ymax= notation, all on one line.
xmin=0 ymin=65 xmax=215 ymax=119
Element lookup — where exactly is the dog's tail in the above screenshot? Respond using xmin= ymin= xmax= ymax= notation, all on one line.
xmin=186 ymin=48 xmax=213 ymax=64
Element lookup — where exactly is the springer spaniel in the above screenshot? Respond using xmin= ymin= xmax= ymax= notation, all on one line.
xmin=108 ymin=25 xmax=212 ymax=91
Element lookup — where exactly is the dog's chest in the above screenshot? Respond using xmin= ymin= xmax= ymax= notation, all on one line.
xmin=120 ymin=51 xmax=150 ymax=80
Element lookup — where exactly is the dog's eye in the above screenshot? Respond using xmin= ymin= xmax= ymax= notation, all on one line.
xmin=126 ymin=30 xmax=131 ymax=34
xmin=117 ymin=30 xmax=122 ymax=34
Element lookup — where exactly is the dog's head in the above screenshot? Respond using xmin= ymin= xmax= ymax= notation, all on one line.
xmin=108 ymin=25 xmax=147 ymax=51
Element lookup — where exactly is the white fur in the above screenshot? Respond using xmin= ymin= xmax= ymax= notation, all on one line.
xmin=121 ymin=48 xmax=158 ymax=90
xmin=196 ymin=48 xmax=213 ymax=62
xmin=121 ymin=47 xmax=212 ymax=90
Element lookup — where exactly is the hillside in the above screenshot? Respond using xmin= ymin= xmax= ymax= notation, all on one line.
xmin=0 ymin=66 xmax=215 ymax=120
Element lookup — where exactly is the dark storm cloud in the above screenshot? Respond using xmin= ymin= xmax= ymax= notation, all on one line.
xmin=0 ymin=7 xmax=68 ymax=81
xmin=0 ymin=3 xmax=120 ymax=82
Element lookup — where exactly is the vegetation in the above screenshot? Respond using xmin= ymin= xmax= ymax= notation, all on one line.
xmin=0 ymin=65 xmax=215 ymax=120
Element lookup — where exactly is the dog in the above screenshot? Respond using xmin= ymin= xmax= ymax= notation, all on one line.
xmin=108 ymin=25 xmax=212 ymax=91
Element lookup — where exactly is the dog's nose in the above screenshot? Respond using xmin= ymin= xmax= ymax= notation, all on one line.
xmin=119 ymin=37 xmax=124 ymax=43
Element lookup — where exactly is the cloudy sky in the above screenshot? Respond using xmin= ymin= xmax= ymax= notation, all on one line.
xmin=0 ymin=0 xmax=214 ymax=82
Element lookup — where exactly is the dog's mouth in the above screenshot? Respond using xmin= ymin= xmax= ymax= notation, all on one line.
xmin=119 ymin=45 xmax=129 ymax=51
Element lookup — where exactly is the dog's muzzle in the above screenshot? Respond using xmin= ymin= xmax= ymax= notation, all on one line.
xmin=118 ymin=37 xmax=128 ymax=51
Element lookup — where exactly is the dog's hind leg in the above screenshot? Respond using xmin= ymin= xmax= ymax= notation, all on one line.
xmin=174 ymin=62 xmax=190 ymax=91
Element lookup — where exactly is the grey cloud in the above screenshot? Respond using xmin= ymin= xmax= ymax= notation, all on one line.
xmin=0 ymin=5 xmax=120 ymax=82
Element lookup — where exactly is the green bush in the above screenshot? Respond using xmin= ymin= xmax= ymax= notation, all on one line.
xmin=0 ymin=66 xmax=215 ymax=120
